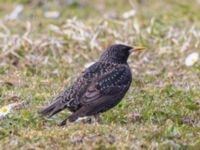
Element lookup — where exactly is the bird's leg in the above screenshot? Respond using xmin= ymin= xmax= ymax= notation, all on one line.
xmin=94 ymin=114 xmax=101 ymax=123
xmin=59 ymin=118 xmax=68 ymax=126
xmin=59 ymin=114 xmax=79 ymax=126
xmin=82 ymin=116 xmax=92 ymax=123
xmin=75 ymin=116 xmax=92 ymax=123
xmin=59 ymin=107 xmax=88 ymax=126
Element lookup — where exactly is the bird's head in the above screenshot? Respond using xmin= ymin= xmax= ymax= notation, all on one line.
xmin=99 ymin=44 xmax=144 ymax=64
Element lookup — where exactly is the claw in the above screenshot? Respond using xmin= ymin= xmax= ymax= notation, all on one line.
xmin=58 ymin=119 xmax=67 ymax=126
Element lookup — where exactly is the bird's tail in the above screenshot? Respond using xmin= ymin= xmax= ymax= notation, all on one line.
xmin=39 ymin=96 xmax=65 ymax=117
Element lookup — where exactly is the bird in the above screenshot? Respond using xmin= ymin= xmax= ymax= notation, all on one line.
xmin=40 ymin=44 xmax=143 ymax=126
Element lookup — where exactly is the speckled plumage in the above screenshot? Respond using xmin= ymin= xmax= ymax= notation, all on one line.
xmin=40 ymin=44 xmax=134 ymax=125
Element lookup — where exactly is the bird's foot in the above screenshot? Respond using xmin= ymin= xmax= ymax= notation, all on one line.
xmin=83 ymin=117 xmax=92 ymax=124
xmin=58 ymin=119 xmax=68 ymax=126
xmin=94 ymin=114 xmax=101 ymax=123
xmin=76 ymin=116 xmax=92 ymax=124
xmin=59 ymin=116 xmax=90 ymax=126
xmin=58 ymin=114 xmax=100 ymax=126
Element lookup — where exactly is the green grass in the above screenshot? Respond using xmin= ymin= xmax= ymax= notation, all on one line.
xmin=0 ymin=0 xmax=200 ymax=149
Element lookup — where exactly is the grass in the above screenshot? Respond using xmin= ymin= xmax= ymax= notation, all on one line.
xmin=0 ymin=0 xmax=200 ymax=149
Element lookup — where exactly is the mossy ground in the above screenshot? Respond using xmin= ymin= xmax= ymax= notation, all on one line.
xmin=0 ymin=0 xmax=200 ymax=149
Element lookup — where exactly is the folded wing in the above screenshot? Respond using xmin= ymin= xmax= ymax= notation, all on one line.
xmin=81 ymin=66 xmax=132 ymax=105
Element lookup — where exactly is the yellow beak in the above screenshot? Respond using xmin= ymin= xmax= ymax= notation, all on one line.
xmin=129 ymin=46 xmax=145 ymax=53
xmin=134 ymin=46 xmax=145 ymax=51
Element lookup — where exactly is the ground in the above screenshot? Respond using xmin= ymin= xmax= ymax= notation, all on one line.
xmin=0 ymin=0 xmax=200 ymax=149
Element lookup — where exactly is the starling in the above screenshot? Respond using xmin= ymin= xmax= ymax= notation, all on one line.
xmin=40 ymin=44 xmax=143 ymax=125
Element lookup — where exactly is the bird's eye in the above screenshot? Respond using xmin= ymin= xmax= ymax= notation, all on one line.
xmin=117 ymin=50 xmax=126 ymax=58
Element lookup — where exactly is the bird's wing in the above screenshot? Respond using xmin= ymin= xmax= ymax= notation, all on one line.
xmin=81 ymin=66 xmax=132 ymax=105
xmin=40 ymin=62 xmax=114 ymax=117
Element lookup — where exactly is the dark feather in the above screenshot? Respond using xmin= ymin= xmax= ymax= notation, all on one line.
xmin=81 ymin=66 xmax=131 ymax=104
